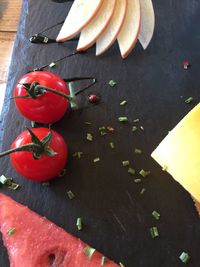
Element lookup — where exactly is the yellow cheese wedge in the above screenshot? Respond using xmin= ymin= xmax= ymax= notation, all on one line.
xmin=151 ymin=104 xmax=200 ymax=212
xmin=96 ymin=0 xmax=127 ymax=56
xmin=117 ymin=0 xmax=141 ymax=59
xmin=56 ymin=0 xmax=103 ymax=42
xmin=138 ymin=0 xmax=155 ymax=49
xmin=77 ymin=0 xmax=116 ymax=51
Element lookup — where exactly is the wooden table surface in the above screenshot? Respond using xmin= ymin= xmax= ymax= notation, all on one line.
xmin=0 ymin=0 xmax=22 ymax=112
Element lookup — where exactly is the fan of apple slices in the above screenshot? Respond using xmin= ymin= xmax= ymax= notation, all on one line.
xmin=56 ymin=0 xmax=155 ymax=58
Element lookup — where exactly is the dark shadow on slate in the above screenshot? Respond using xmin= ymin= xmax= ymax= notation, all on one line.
xmin=0 ymin=0 xmax=200 ymax=266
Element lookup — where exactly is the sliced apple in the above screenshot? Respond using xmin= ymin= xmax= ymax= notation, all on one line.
xmin=56 ymin=0 xmax=103 ymax=42
xmin=138 ymin=0 xmax=155 ymax=49
xmin=77 ymin=0 xmax=116 ymax=52
xmin=117 ymin=0 xmax=141 ymax=59
xmin=96 ymin=0 xmax=127 ymax=56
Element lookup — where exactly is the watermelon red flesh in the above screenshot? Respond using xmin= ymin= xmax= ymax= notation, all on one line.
xmin=0 ymin=193 xmax=119 ymax=267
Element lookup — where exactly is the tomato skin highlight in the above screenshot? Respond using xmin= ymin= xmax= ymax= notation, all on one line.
xmin=14 ymin=71 xmax=69 ymax=123
xmin=10 ymin=128 xmax=68 ymax=182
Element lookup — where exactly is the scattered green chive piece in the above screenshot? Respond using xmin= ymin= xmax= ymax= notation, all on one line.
xmin=179 ymin=252 xmax=190 ymax=264
xmin=67 ymin=190 xmax=75 ymax=200
xmin=72 ymin=152 xmax=83 ymax=159
xmin=100 ymin=131 xmax=107 ymax=136
xmin=87 ymin=133 xmax=93 ymax=142
xmin=140 ymin=188 xmax=146 ymax=195
xmin=122 ymin=160 xmax=130 ymax=167
xmin=150 ymin=226 xmax=159 ymax=238
xmin=133 ymin=119 xmax=139 ymax=123
xmin=31 ymin=121 xmax=36 ymax=127
xmin=132 ymin=126 xmax=138 ymax=132
xmin=76 ymin=218 xmax=83 ymax=231
xmin=118 ymin=117 xmax=128 ymax=122
xmin=120 ymin=100 xmax=127 ymax=106
xmin=110 ymin=142 xmax=115 ymax=149
xmin=83 ymin=246 xmax=96 ymax=259
xmin=49 ymin=62 xmax=56 ymax=68
xmin=59 ymin=169 xmax=67 ymax=177
xmin=134 ymin=148 xmax=142 ymax=154
xmin=101 ymin=256 xmax=106 ymax=265
xmin=108 ymin=80 xmax=117 ymax=87
xmin=42 ymin=182 xmax=50 ymax=187
xmin=0 ymin=175 xmax=9 ymax=185
xmin=152 ymin=211 xmax=160 ymax=220
xmin=93 ymin=157 xmax=100 ymax=163
xmin=134 ymin=178 xmax=142 ymax=183
xmin=162 ymin=165 xmax=168 ymax=171
xmin=185 ymin=97 xmax=193 ymax=104
xmin=128 ymin=168 xmax=135 ymax=175
xmin=7 ymin=228 xmax=16 ymax=236
xmin=99 ymin=126 xmax=106 ymax=131
xmin=139 ymin=169 xmax=151 ymax=178
xmin=8 ymin=182 xmax=20 ymax=190
xmin=85 ymin=122 xmax=92 ymax=125
xmin=119 ymin=263 xmax=125 ymax=267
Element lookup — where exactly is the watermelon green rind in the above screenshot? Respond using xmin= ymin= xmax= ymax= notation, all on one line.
xmin=0 ymin=193 xmax=119 ymax=267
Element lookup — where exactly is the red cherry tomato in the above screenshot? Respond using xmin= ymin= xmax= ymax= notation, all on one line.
xmin=14 ymin=71 xmax=69 ymax=123
xmin=10 ymin=128 xmax=68 ymax=181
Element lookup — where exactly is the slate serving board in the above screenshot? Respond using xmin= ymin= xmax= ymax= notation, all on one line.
xmin=1 ymin=0 xmax=200 ymax=266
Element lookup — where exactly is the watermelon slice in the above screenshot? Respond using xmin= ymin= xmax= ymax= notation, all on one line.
xmin=0 ymin=194 xmax=119 ymax=267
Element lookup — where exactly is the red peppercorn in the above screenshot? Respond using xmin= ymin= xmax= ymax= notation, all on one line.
xmin=88 ymin=94 xmax=100 ymax=104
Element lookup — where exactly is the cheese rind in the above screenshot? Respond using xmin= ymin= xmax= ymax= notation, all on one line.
xmin=138 ymin=0 xmax=155 ymax=49
xmin=77 ymin=0 xmax=116 ymax=51
xmin=56 ymin=0 xmax=103 ymax=42
xmin=151 ymin=103 xmax=200 ymax=206
xmin=96 ymin=0 xmax=127 ymax=56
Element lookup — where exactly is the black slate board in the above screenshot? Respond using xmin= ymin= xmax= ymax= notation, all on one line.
xmin=1 ymin=0 xmax=200 ymax=266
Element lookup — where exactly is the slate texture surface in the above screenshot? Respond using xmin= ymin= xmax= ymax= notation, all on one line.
xmin=0 ymin=0 xmax=200 ymax=266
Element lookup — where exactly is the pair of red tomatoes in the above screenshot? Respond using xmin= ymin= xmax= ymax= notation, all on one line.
xmin=8 ymin=72 xmax=69 ymax=182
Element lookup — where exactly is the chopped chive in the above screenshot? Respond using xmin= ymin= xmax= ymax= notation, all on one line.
xmin=139 ymin=169 xmax=151 ymax=178
xmin=119 ymin=263 xmax=125 ymax=267
xmin=179 ymin=252 xmax=190 ymax=264
xmin=100 ymin=131 xmax=107 ymax=136
xmin=133 ymin=118 xmax=139 ymax=123
xmin=42 ymin=182 xmax=50 ymax=187
xmin=110 ymin=142 xmax=115 ymax=149
xmin=83 ymin=246 xmax=96 ymax=259
xmin=49 ymin=62 xmax=56 ymax=68
xmin=107 ymin=126 xmax=115 ymax=133
xmin=67 ymin=190 xmax=75 ymax=200
xmin=185 ymin=97 xmax=193 ymax=104
xmin=140 ymin=188 xmax=146 ymax=195
xmin=134 ymin=148 xmax=142 ymax=154
xmin=72 ymin=152 xmax=83 ymax=158
xmin=7 ymin=228 xmax=16 ymax=236
xmin=118 ymin=117 xmax=128 ymax=122
xmin=152 ymin=211 xmax=160 ymax=220
xmin=128 ymin=168 xmax=135 ymax=175
xmin=85 ymin=122 xmax=92 ymax=125
xmin=76 ymin=218 xmax=83 ymax=231
xmin=108 ymin=80 xmax=117 ymax=87
xmin=122 ymin=160 xmax=130 ymax=167
xmin=150 ymin=226 xmax=159 ymax=238
xmin=8 ymin=182 xmax=20 ymax=190
xmin=101 ymin=256 xmax=106 ymax=265
xmin=132 ymin=126 xmax=138 ymax=132
xmin=59 ymin=169 xmax=67 ymax=177
xmin=86 ymin=133 xmax=93 ymax=142
xmin=99 ymin=126 xmax=106 ymax=131
xmin=93 ymin=157 xmax=100 ymax=163
xmin=162 ymin=165 xmax=168 ymax=171
xmin=0 ymin=175 xmax=9 ymax=185
xmin=31 ymin=121 xmax=36 ymax=127
xmin=134 ymin=178 xmax=142 ymax=183
xmin=120 ymin=100 xmax=127 ymax=106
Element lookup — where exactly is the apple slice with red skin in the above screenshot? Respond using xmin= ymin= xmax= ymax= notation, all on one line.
xmin=117 ymin=0 xmax=141 ymax=59
xmin=56 ymin=0 xmax=103 ymax=42
xmin=0 ymin=193 xmax=119 ymax=267
xmin=138 ymin=0 xmax=155 ymax=49
xmin=96 ymin=0 xmax=127 ymax=56
xmin=76 ymin=0 xmax=116 ymax=52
